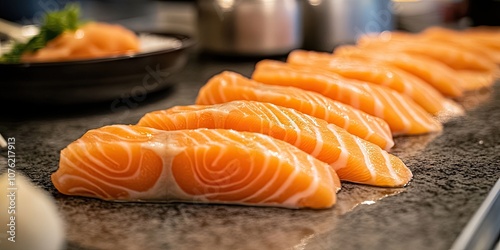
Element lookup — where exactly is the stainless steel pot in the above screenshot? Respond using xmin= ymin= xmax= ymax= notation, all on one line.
xmin=196 ymin=0 xmax=303 ymax=56
xmin=302 ymin=0 xmax=395 ymax=52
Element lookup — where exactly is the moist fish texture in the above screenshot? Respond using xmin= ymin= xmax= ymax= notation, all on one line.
xmin=357 ymin=30 xmax=499 ymax=91
xmin=195 ymin=71 xmax=394 ymax=150
xmin=333 ymin=45 xmax=466 ymax=97
xmin=420 ymin=27 xmax=500 ymax=64
xmin=357 ymin=32 xmax=498 ymax=72
xmin=51 ymin=125 xmax=341 ymax=209
xmin=252 ymin=60 xmax=443 ymax=135
xmin=138 ymin=100 xmax=413 ymax=187
xmin=287 ymin=50 xmax=464 ymax=116
xmin=21 ymin=22 xmax=140 ymax=62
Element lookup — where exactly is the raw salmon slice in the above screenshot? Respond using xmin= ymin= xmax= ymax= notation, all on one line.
xmin=357 ymin=32 xmax=498 ymax=72
xmin=195 ymin=71 xmax=394 ymax=150
xmin=437 ymin=26 xmax=500 ymax=64
xmin=333 ymin=45 xmax=465 ymax=97
xmin=22 ymin=22 xmax=140 ymax=63
xmin=462 ymin=27 xmax=500 ymax=54
xmin=420 ymin=27 xmax=500 ymax=64
xmin=51 ymin=125 xmax=340 ymax=209
xmin=359 ymin=30 xmax=498 ymax=91
xmin=137 ymin=100 xmax=412 ymax=187
xmin=454 ymin=70 xmax=497 ymax=91
xmin=252 ymin=60 xmax=442 ymax=135
xmin=287 ymin=50 xmax=464 ymax=116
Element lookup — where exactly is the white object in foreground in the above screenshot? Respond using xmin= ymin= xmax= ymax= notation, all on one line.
xmin=0 ymin=173 xmax=65 ymax=250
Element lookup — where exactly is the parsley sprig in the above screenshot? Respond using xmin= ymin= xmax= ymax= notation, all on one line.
xmin=1 ymin=3 xmax=83 ymax=63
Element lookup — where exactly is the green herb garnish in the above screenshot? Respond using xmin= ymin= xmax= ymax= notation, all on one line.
xmin=1 ymin=3 xmax=84 ymax=63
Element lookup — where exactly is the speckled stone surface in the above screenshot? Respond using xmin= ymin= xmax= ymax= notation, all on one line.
xmin=0 ymin=53 xmax=499 ymax=250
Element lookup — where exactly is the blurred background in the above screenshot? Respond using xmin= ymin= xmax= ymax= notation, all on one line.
xmin=0 ymin=0 xmax=197 ymax=36
xmin=0 ymin=0 xmax=499 ymax=55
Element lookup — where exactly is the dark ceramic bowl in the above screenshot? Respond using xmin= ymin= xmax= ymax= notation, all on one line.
xmin=0 ymin=32 xmax=195 ymax=105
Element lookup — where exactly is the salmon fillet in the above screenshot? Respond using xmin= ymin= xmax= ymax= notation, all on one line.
xmin=51 ymin=125 xmax=340 ymax=209
xmin=195 ymin=71 xmax=394 ymax=150
xmin=462 ymin=27 xmax=500 ymax=54
xmin=357 ymin=32 xmax=498 ymax=72
xmin=357 ymin=30 xmax=499 ymax=91
xmin=333 ymin=45 xmax=466 ymax=97
xmin=420 ymin=27 xmax=500 ymax=64
xmin=21 ymin=22 xmax=140 ymax=62
xmin=252 ymin=60 xmax=443 ymax=135
xmin=287 ymin=50 xmax=464 ymax=116
xmin=137 ymin=100 xmax=413 ymax=187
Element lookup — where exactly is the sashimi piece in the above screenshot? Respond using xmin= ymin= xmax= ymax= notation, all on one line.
xmin=195 ymin=71 xmax=394 ymax=150
xmin=454 ymin=70 xmax=497 ymax=91
xmin=462 ymin=27 xmax=500 ymax=56
xmin=420 ymin=27 xmax=500 ymax=64
xmin=333 ymin=45 xmax=465 ymax=97
xmin=357 ymin=32 xmax=498 ymax=72
xmin=252 ymin=60 xmax=442 ymax=135
xmin=138 ymin=100 xmax=413 ymax=187
xmin=51 ymin=125 xmax=340 ymax=209
xmin=287 ymin=50 xmax=464 ymax=116
xmin=367 ymin=29 xmax=498 ymax=65
xmin=21 ymin=22 xmax=140 ymax=63
xmin=358 ymin=30 xmax=498 ymax=91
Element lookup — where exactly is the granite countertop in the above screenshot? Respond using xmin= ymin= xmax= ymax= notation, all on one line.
xmin=1 ymin=52 xmax=499 ymax=250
